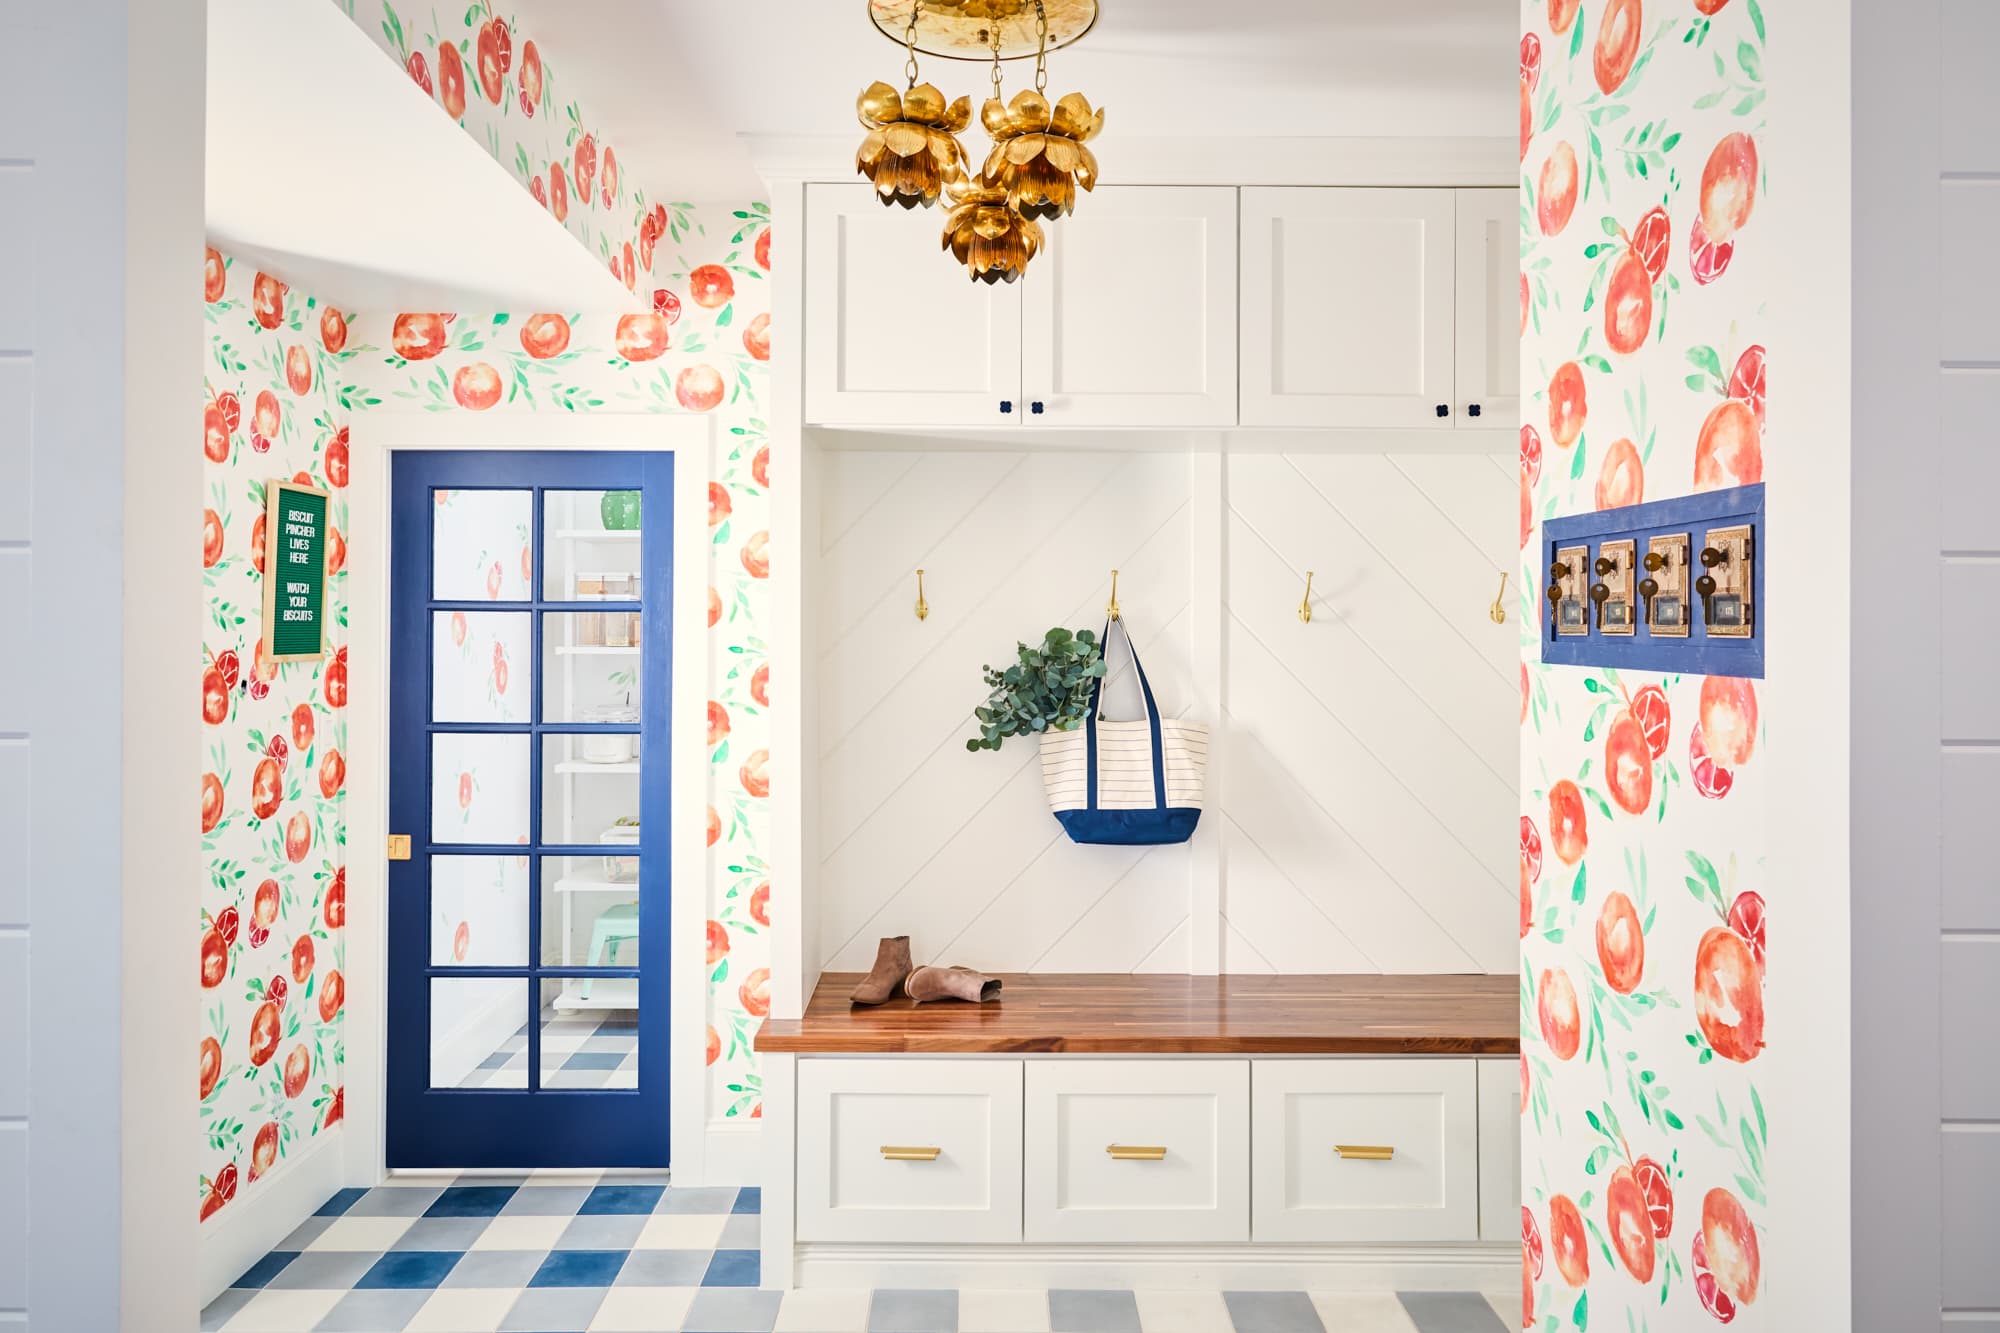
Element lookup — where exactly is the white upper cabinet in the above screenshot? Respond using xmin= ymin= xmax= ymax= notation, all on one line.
xmin=1021 ymin=186 xmax=1238 ymax=428
xmin=1240 ymin=187 xmax=1458 ymax=430
xmin=805 ymin=183 xmax=1022 ymax=427
xmin=1453 ymin=188 xmax=1521 ymax=428
xmin=805 ymin=182 xmax=1517 ymax=434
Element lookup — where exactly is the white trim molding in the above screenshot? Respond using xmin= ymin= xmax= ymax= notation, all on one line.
xmin=748 ymin=135 xmax=1517 ymax=189
xmin=199 ymin=1138 xmax=348 ymax=1304
xmin=791 ymin=1241 xmax=1515 ymax=1292
xmin=342 ymin=411 xmax=713 ymax=1188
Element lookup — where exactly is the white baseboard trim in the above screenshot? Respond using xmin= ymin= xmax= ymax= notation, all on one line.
xmin=699 ymin=1123 xmax=763 ymax=1186
xmin=794 ymin=1242 xmax=1514 ymax=1291
xmin=199 ymin=1133 xmax=348 ymax=1303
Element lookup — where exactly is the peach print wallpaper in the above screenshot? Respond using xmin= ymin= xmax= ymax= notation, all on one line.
xmin=334 ymin=0 xmax=657 ymax=292
xmin=339 ymin=224 xmax=776 ymax=1126
xmin=200 ymin=250 xmax=355 ymax=1223
xmin=325 ymin=7 xmax=777 ymax=1124
xmin=1518 ymin=0 xmax=1769 ymax=1328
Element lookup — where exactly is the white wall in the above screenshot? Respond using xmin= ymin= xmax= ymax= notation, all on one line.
xmin=808 ymin=445 xmax=1517 ymax=978
xmin=0 ymin=0 xmax=205 ymax=1327
xmin=1765 ymin=4 xmax=1857 ymax=1330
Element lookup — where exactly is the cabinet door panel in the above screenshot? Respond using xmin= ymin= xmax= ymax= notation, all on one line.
xmin=1024 ymin=1059 xmax=1249 ymax=1243
xmin=1454 ymin=189 xmax=1521 ymax=428
xmin=797 ymin=1057 xmax=1023 ymax=1244
xmin=1022 ymin=186 xmax=1237 ymax=427
xmin=1241 ymin=188 xmax=1457 ymax=429
xmin=1250 ymin=1058 xmax=1479 ymax=1243
xmin=804 ymin=183 xmax=1020 ymax=426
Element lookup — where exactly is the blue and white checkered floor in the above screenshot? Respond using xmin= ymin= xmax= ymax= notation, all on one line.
xmin=202 ymin=1173 xmax=1514 ymax=1332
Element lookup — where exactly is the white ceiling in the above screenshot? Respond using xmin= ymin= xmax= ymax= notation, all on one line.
xmin=508 ymin=0 xmax=1518 ymax=203
xmin=208 ymin=0 xmax=638 ymax=313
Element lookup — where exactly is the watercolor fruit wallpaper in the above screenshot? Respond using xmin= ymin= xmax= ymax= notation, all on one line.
xmin=337 ymin=0 xmax=658 ymax=295
xmin=338 ymin=210 xmax=775 ymax=1124
xmin=201 ymin=251 xmax=355 ymax=1222
xmin=196 ymin=6 xmax=772 ymax=1214
xmin=1518 ymin=0 xmax=1770 ymax=1328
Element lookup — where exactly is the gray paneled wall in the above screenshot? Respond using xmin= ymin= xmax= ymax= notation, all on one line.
xmin=1937 ymin=0 xmax=2000 ymax=1323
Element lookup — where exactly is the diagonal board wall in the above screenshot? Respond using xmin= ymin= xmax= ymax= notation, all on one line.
xmin=810 ymin=447 xmax=1517 ymax=977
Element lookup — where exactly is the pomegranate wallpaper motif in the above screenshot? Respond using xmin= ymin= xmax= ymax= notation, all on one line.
xmin=201 ymin=249 xmax=353 ymax=1222
xmin=340 ymin=202 xmax=775 ymax=1124
xmin=336 ymin=0 xmax=662 ymax=294
xmin=1519 ymin=1 xmax=1770 ymax=1328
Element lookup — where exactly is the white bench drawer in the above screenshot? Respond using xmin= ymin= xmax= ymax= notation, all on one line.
xmin=1025 ymin=1059 xmax=1249 ymax=1243
xmin=797 ymin=1058 xmax=1022 ymax=1244
xmin=1251 ymin=1059 xmax=1480 ymax=1242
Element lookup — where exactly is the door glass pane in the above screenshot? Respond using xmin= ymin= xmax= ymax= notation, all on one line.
xmin=431 ymin=977 xmax=526 ymax=1089
xmin=432 ymin=489 xmax=533 ymax=601
xmin=431 ymin=733 xmax=531 ymax=845
xmin=541 ymin=611 xmax=641 ymax=723
xmin=539 ymin=978 xmax=638 ymax=1090
xmin=430 ymin=854 xmax=530 ymax=967
xmin=541 ymin=490 xmax=642 ymax=602
xmin=540 ymin=859 xmax=640 ymax=970
xmin=541 ymin=737 xmax=640 ymax=846
xmin=433 ymin=611 xmax=532 ymax=723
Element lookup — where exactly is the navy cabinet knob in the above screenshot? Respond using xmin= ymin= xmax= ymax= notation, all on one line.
xmin=1000 ymin=400 xmax=1014 ymax=414
xmin=1467 ymin=403 xmax=1482 ymax=418
xmin=1435 ymin=404 xmax=1449 ymax=418
xmin=1031 ymin=401 xmax=1045 ymax=415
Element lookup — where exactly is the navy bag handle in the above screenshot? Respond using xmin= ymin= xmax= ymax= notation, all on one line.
xmin=1083 ymin=618 xmax=1166 ymax=812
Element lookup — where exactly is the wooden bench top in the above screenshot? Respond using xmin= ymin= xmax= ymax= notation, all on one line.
xmin=755 ymin=972 xmax=1519 ymax=1055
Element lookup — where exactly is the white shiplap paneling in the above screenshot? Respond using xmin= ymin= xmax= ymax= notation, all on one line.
xmin=811 ymin=448 xmax=1516 ymax=976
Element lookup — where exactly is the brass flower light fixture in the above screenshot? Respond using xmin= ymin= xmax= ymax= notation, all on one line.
xmin=854 ymin=6 xmax=973 ymax=208
xmin=855 ymin=79 xmax=973 ymax=209
xmin=981 ymin=88 xmax=1104 ymax=221
xmin=942 ymin=181 xmax=1045 ymax=283
xmin=856 ymin=0 xmax=1103 ymax=281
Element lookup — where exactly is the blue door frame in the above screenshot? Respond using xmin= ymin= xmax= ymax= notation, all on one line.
xmin=387 ymin=449 xmax=674 ymax=1168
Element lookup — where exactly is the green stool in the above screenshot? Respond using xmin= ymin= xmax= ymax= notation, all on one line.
xmin=579 ymin=901 xmax=639 ymax=1000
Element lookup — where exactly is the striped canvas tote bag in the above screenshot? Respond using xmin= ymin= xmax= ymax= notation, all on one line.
xmin=1039 ymin=619 xmax=1208 ymax=845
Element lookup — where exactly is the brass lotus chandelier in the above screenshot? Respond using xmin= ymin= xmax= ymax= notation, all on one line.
xmin=856 ymin=0 xmax=1104 ymax=283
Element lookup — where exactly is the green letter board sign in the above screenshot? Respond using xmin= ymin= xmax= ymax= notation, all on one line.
xmin=262 ymin=479 xmax=330 ymax=662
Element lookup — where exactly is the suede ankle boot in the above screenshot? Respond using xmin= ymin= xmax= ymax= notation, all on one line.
xmin=850 ymin=936 xmax=913 ymax=1005
xmin=906 ymin=965 xmax=1002 ymax=1004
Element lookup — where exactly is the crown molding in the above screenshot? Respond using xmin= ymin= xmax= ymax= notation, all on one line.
xmin=746 ymin=134 xmax=1515 ymax=189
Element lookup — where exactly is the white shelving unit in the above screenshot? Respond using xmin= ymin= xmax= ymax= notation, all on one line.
xmin=547 ymin=493 xmax=645 ymax=1014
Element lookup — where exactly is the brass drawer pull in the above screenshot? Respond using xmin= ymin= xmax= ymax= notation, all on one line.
xmin=1105 ymin=1144 xmax=1168 ymax=1161
xmin=1334 ymin=1144 xmax=1395 ymax=1161
xmin=880 ymin=1145 xmax=941 ymax=1161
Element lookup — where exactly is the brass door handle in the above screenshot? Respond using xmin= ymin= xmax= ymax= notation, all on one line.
xmin=1334 ymin=1144 xmax=1395 ymax=1161
xmin=1105 ymin=1144 xmax=1167 ymax=1161
xmin=880 ymin=1145 xmax=941 ymax=1161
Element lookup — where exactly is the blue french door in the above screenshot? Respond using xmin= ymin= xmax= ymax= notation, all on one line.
xmin=387 ymin=450 xmax=672 ymax=1167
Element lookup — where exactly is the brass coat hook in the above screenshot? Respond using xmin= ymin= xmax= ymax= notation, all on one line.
xmin=915 ymin=569 xmax=929 ymax=621
xmin=1107 ymin=570 xmax=1121 ymax=622
xmin=1299 ymin=571 xmax=1315 ymax=623
xmin=1489 ymin=571 xmax=1509 ymax=624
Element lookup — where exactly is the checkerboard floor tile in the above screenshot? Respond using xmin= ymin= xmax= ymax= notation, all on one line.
xmin=204 ymin=1173 xmax=1515 ymax=1333
xmin=457 ymin=1009 xmax=640 ymax=1091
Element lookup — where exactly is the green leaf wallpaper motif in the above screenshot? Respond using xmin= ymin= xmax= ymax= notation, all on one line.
xmin=1518 ymin=0 xmax=1770 ymax=1327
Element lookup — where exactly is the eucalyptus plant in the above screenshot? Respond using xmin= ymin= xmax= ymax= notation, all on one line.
xmin=966 ymin=627 xmax=1106 ymax=752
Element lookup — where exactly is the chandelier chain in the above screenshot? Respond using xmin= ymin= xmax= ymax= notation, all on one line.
xmin=989 ymin=21 xmax=1004 ymax=100
xmin=1034 ymin=1 xmax=1049 ymax=93
xmin=903 ymin=1 xmax=921 ymax=89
